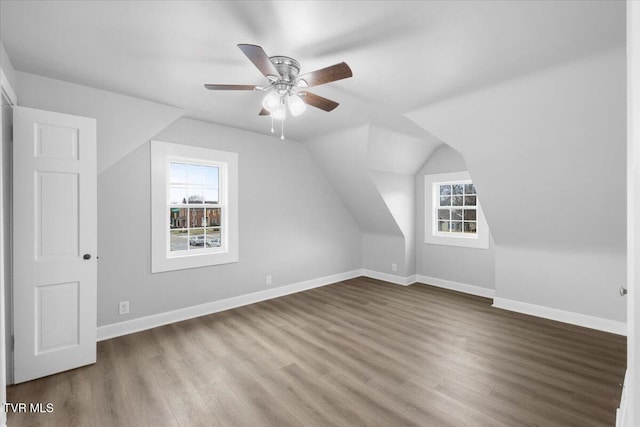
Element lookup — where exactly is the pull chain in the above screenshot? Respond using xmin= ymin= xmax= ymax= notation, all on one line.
xmin=280 ymin=117 xmax=285 ymax=140
xmin=270 ymin=115 xmax=274 ymax=133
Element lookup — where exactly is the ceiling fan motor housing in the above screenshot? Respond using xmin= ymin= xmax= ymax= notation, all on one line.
xmin=269 ymin=56 xmax=300 ymax=83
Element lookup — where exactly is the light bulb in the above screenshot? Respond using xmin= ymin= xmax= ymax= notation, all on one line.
xmin=272 ymin=105 xmax=286 ymax=120
xmin=288 ymin=94 xmax=307 ymax=116
xmin=262 ymin=91 xmax=281 ymax=112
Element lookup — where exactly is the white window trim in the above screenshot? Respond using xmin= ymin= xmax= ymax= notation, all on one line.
xmin=151 ymin=140 xmax=238 ymax=273
xmin=425 ymin=171 xmax=490 ymax=249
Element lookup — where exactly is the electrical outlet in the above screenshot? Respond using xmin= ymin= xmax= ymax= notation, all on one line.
xmin=392 ymin=263 xmax=397 ymax=272
xmin=119 ymin=300 xmax=129 ymax=315
xmin=266 ymin=275 xmax=272 ymax=285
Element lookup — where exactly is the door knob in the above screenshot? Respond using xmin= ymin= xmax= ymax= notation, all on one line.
xmin=619 ymin=286 xmax=627 ymax=296
xmin=83 ymin=254 xmax=91 ymax=260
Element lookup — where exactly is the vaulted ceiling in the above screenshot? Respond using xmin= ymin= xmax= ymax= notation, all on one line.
xmin=0 ymin=0 xmax=625 ymax=142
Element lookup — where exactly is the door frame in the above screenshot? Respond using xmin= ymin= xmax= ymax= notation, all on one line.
xmin=0 ymin=66 xmax=17 ymax=427
xmin=623 ymin=1 xmax=640 ymax=425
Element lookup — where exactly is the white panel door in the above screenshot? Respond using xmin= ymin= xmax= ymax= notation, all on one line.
xmin=13 ymin=106 xmax=97 ymax=383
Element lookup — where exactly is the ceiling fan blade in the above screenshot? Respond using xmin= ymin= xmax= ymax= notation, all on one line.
xmin=300 ymin=91 xmax=339 ymax=112
xmin=259 ymin=108 xmax=270 ymax=116
xmin=296 ymin=62 xmax=352 ymax=88
xmin=204 ymin=84 xmax=257 ymax=90
xmin=237 ymin=44 xmax=280 ymax=79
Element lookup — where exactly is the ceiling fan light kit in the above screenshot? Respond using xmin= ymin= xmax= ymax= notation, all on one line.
xmin=205 ymin=44 xmax=352 ymax=139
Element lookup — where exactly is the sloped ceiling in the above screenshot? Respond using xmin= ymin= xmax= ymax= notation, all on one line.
xmin=406 ymin=47 xmax=626 ymax=252
xmin=0 ymin=1 xmax=625 ymax=142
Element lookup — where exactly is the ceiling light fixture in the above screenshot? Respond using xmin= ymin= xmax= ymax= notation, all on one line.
xmin=205 ymin=44 xmax=353 ymax=139
xmin=288 ymin=94 xmax=306 ymax=117
xmin=262 ymin=91 xmax=281 ymax=112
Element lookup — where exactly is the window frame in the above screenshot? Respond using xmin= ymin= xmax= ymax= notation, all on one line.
xmin=151 ymin=140 xmax=238 ymax=273
xmin=424 ymin=171 xmax=490 ymax=249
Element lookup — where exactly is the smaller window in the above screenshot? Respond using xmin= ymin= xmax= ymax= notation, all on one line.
xmin=425 ymin=171 xmax=489 ymax=249
xmin=435 ymin=180 xmax=478 ymax=237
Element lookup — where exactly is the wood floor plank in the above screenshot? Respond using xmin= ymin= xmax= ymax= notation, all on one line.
xmin=7 ymin=278 xmax=626 ymax=426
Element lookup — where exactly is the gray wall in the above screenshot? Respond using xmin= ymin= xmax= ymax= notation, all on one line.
xmin=16 ymin=72 xmax=184 ymax=175
xmin=416 ymin=145 xmax=495 ymax=289
xmin=305 ymin=125 xmax=439 ymax=277
xmin=99 ymin=118 xmax=362 ymax=325
xmin=2 ymin=96 xmax=12 ymax=384
xmin=0 ymin=42 xmax=16 ymax=92
xmin=14 ymin=72 xmax=362 ymax=326
xmin=408 ymin=48 xmax=626 ymax=321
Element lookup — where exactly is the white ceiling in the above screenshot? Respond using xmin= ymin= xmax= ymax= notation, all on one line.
xmin=0 ymin=0 xmax=625 ymax=142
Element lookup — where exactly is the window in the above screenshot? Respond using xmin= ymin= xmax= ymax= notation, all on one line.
xmin=425 ymin=171 xmax=489 ymax=249
xmin=435 ymin=181 xmax=477 ymax=236
xmin=168 ymin=162 xmax=224 ymax=254
xmin=151 ymin=141 xmax=238 ymax=273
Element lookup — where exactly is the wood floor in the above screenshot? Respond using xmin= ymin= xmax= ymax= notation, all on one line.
xmin=7 ymin=278 xmax=626 ymax=427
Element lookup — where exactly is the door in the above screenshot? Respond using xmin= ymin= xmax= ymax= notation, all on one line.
xmin=13 ymin=106 xmax=97 ymax=383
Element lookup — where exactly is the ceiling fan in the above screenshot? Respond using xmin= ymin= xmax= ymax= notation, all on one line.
xmin=205 ymin=44 xmax=353 ymax=139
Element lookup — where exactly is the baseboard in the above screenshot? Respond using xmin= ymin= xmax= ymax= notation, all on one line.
xmin=416 ymin=274 xmax=495 ymax=298
xmin=361 ymin=269 xmax=416 ymax=286
xmin=97 ymin=269 xmax=362 ymax=341
xmin=492 ymin=297 xmax=627 ymax=336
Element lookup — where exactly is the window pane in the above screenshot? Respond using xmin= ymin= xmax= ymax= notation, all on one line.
xmin=464 ymin=184 xmax=476 ymax=195
xmin=452 ymin=209 xmax=462 ymax=220
xmin=451 ymin=221 xmax=462 ymax=232
xmin=206 ymin=208 xmax=221 ymax=227
xmin=439 ymin=185 xmax=451 ymax=196
xmin=452 ymin=184 xmax=464 ymax=195
xmin=187 ymin=164 xmax=205 ymax=185
xmin=440 ymin=196 xmax=451 ymax=206
xmin=464 ymin=195 xmax=476 ymax=206
xmin=204 ymin=187 xmax=219 ymax=204
xmin=170 ymin=162 xmax=187 ymax=184
xmin=204 ymin=166 xmax=219 ymax=188
xmin=187 ymin=188 xmax=204 ymax=204
xmin=205 ymin=227 xmax=221 ymax=247
xmin=169 ymin=208 xmax=188 ymax=229
xmin=437 ymin=209 xmax=450 ymax=220
xmin=464 ymin=209 xmax=477 ymax=221
xmin=452 ymin=196 xmax=463 ymax=206
xmin=438 ymin=221 xmax=450 ymax=232
xmin=189 ymin=208 xmax=206 ymax=228
xmin=170 ymin=186 xmax=187 ymax=205
xmin=188 ymin=228 xmax=205 ymax=248
xmin=170 ymin=229 xmax=188 ymax=252
xmin=464 ymin=222 xmax=477 ymax=233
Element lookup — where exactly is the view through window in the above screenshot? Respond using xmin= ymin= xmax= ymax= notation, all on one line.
xmin=168 ymin=162 xmax=223 ymax=253
xmin=436 ymin=181 xmax=477 ymax=235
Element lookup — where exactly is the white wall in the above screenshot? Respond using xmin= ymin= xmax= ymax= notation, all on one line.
xmin=407 ymin=47 xmax=626 ymax=322
xmin=416 ymin=145 xmax=495 ymax=289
